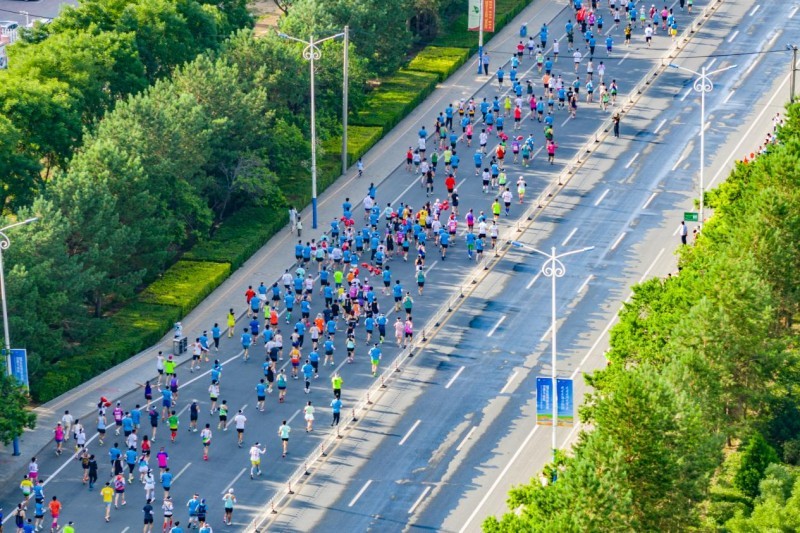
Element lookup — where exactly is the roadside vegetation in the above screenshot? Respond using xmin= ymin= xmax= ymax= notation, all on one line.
xmin=484 ymin=102 xmax=800 ymax=531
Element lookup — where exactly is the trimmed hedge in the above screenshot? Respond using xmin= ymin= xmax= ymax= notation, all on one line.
xmin=183 ymin=207 xmax=287 ymax=270
xmin=323 ymin=125 xmax=385 ymax=168
xmin=406 ymin=46 xmax=471 ymax=81
xmin=139 ymin=260 xmax=232 ymax=315
xmin=351 ymin=69 xmax=439 ymax=133
xmin=32 ymin=303 xmax=181 ymax=401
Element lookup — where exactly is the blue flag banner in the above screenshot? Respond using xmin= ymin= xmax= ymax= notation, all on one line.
xmin=536 ymin=377 xmax=553 ymax=426
xmin=10 ymin=348 xmax=28 ymax=388
xmin=557 ymin=378 xmax=574 ymax=427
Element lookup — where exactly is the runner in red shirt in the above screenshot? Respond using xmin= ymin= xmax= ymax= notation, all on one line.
xmin=445 ymin=174 xmax=456 ymax=193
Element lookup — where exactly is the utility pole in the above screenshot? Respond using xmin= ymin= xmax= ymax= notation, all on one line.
xmin=477 ymin=0 xmax=484 ymax=74
xmin=789 ymin=44 xmax=798 ymax=102
xmin=342 ymin=26 xmax=349 ymax=175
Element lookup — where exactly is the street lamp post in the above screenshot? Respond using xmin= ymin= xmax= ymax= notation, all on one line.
xmin=477 ymin=0 xmax=485 ymax=75
xmin=668 ymin=63 xmax=736 ymax=228
xmin=788 ymin=44 xmax=798 ymax=102
xmin=279 ymin=31 xmax=347 ymax=229
xmin=1 ymin=216 xmax=38 ymax=456
xmin=511 ymin=241 xmax=593 ymax=463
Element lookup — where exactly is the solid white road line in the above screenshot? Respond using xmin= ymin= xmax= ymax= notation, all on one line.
xmin=526 ymin=272 xmax=541 ymax=289
xmin=610 ymin=232 xmax=626 ymax=251
xmin=121 ymin=528 xmax=130 ymax=533
xmin=706 ymin=58 xmax=717 ymax=69
xmin=573 ymin=314 xmax=619 ymax=378
xmin=561 ymin=423 xmax=582 ymax=448
xmin=625 ymin=153 xmax=639 ymax=168
xmin=348 ymin=480 xmax=373 ymax=507
xmin=617 ymin=52 xmax=630 ymax=65
xmin=723 ymin=89 xmax=735 ymax=104
xmin=594 ymin=189 xmax=610 ymax=206
xmin=642 ymin=192 xmax=657 ymax=210
xmin=456 ymin=426 xmax=478 ymax=452
xmin=727 ymin=30 xmax=739 ymax=43
xmin=487 ymin=315 xmax=506 ymax=337
xmin=790 ymin=5 xmax=799 ymax=17
xmin=749 ymin=4 xmax=760 ymax=16
xmin=562 ymin=227 xmax=578 ymax=246
xmin=680 ymin=86 xmax=693 ymax=101
xmin=424 ymin=260 xmax=439 ymax=275
xmin=540 ymin=324 xmax=553 ymax=342
xmin=221 ymin=467 xmax=248 ymax=494
xmin=577 ymin=275 xmax=592 ymax=294
xmin=671 ymin=154 xmax=686 ymax=171
xmin=654 ymin=119 xmax=667 ymax=134
xmin=445 ymin=366 xmax=466 ymax=389
xmin=639 ymin=248 xmax=666 ymax=283
xmin=561 ymin=116 xmax=572 ymax=127
xmin=173 ymin=462 xmax=192 ymax=483
xmin=287 ymin=408 xmax=302 ymax=424
xmin=500 ymin=371 xmax=519 ymax=394
xmin=399 ymin=419 xmax=421 ymax=446
xmin=459 ymin=426 xmax=541 ymax=532
xmin=409 ymin=486 xmax=432 ymax=514
xmin=708 ymin=73 xmax=791 ymax=188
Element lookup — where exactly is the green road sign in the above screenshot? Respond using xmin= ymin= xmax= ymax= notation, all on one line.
xmin=684 ymin=212 xmax=699 ymax=222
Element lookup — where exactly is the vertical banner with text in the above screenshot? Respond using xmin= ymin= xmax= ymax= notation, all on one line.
xmin=536 ymin=377 xmax=552 ymax=425
xmin=468 ymin=0 xmax=497 ymax=32
xmin=10 ymin=348 xmax=29 ymax=389
xmin=482 ymin=0 xmax=496 ymax=32
xmin=556 ymin=378 xmax=574 ymax=427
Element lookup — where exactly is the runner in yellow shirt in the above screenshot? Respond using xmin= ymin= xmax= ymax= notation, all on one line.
xmin=101 ymin=481 xmax=114 ymax=522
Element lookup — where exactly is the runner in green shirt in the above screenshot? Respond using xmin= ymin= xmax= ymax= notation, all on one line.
xmin=333 ymin=269 xmax=344 ymax=290
xmin=278 ymin=421 xmax=291 ymax=458
xmin=168 ymin=411 xmax=179 ymax=443
xmin=331 ymin=373 xmax=343 ymax=399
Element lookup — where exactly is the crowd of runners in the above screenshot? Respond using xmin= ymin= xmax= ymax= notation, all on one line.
xmin=4 ymin=0 xmax=692 ymax=530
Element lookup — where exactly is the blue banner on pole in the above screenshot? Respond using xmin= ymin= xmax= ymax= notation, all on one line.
xmin=10 ymin=348 xmax=28 ymax=388
xmin=536 ymin=377 xmax=553 ymax=426
xmin=557 ymin=378 xmax=574 ymax=427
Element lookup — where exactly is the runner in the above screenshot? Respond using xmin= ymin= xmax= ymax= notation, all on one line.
xmin=304 ymin=401 xmax=315 ymax=432
xmin=278 ymin=421 xmax=291 ymax=458
xmin=233 ymin=409 xmax=247 ymax=448
xmin=100 ymin=482 xmax=114 ymax=522
xmin=222 ymin=489 xmax=235 ymax=526
xmin=277 ymin=370 xmax=288 ymax=403
xmin=249 ymin=443 xmax=266 ymax=478
xmin=201 ymin=424 xmax=212 ymax=461
xmin=143 ymin=498 xmax=155 ymax=533
xmin=331 ymin=372 xmax=343 ymax=399
xmin=162 ymin=496 xmax=174 ymax=532
xmin=48 ymin=496 xmax=62 ymax=533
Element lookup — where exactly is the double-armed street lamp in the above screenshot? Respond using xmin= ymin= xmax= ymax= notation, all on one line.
xmin=1 ymin=216 xmax=38 ymax=455
xmin=668 ymin=63 xmax=736 ymax=228
xmin=511 ymin=241 xmax=594 ymax=463
xmin=279 ymin=28 xmax=350 ymax=229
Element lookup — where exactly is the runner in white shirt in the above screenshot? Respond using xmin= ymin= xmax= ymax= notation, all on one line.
xmin=304 ymin=401 xmax=315 ymax=432
xmin=248 ymin=443 xmax=266 ymax=478
xmin=200 ymin=425 xmax=212 ymax=461
xmin=61 ymin=411 xmax=74 ymax=441
xmin=573 ymin=50 xmax=582 ymax=72
xmin=363 ymin=194 xmax=374 ymax=219
xmin=232 ymin=410 xmax=247 ymax=448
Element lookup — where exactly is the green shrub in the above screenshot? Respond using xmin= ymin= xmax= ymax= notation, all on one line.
xmin=139 ymin=261 xmax=231 ymax=315
xmin=735 ymin=432 xmax=781 ymax=498
xmin=351 ymin=69 xmax=439 ymax=133
xmin=323 ymin=125 xmax=384 ymax=168
xmin=32 ymin=302 xmax=181 ymax=402
xmin=406 ymin=46 xmax=471 ymax=81
xmin=184 ymin=207 xmax=287 ymax=270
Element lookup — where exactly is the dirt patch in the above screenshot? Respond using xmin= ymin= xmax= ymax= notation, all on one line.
xmin=250 ymin=0 xmax=281 ymax=35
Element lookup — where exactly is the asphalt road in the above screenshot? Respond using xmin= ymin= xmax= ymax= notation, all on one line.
xmin=2 ymin=0 xmax=793 ymax=530
xmin=0 ymin=0 xmax=71 ymax=26
xmin=265 ymin=0 xmax=799 ymax=531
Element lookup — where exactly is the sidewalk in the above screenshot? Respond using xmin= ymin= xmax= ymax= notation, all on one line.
xmin=0 ymin=0 xmax=572 ymax=484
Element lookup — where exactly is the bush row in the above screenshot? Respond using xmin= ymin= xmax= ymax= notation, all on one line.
xmin=406 ymin=46 xmax=471 ymax=81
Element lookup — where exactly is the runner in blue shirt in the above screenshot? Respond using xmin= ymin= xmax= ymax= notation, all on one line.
xmin=369 ymin=344 xmax=382 ymax=376
xmin=473 ymin=150 xmax=483 ymax=175
xmin=211 ymin=324 xmax=221 ymax=352
xmin=364 ymin=316 xmax=375 ymax=344
xmin=302 ymin=360 xmax=314 ymax=393
xmin=256 ymin=380 xmax=267 ymax=411
xmin=284 ymin=293 xmax=295 ymax=323
xmin=377 ymin=313 xmax=387 ymax=342
xmin=539 ymin=23 xmax=548 ymax=48
xmin=392 ymin=281 xmax=404 ymax=312
xmin=308 ymin=349 xmax=320 ymax=377
xmin=496 ymin=67 xmax=505 ymax=87
xmin=295 ymin=320 xmax=306 ymax=347
xmin=241 ymin=328 xmax=252 ymax=361
xmin=323 ymin=339 xmax=336 ymax=366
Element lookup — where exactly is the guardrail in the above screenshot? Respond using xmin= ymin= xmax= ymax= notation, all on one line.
xmin=247 ymin=1 xmax=725 ymax=528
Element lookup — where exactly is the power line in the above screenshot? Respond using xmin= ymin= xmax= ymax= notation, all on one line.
xmin=0 ymin=7 xmax=54 ymax=21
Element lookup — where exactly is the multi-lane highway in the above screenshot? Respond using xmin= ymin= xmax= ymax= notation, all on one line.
xmin=1 ymin=0 xmax=795 ymax=530
xmin=265 ymin=0 xmax=798 ymax=531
